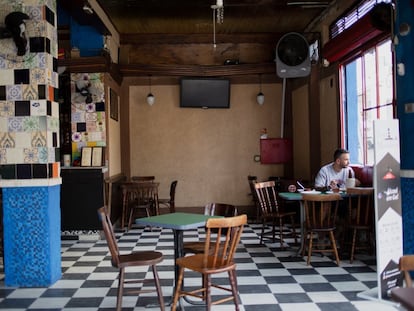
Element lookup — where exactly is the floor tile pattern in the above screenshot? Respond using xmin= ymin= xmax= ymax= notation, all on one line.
xmin=0 ymin=223 xmax=401 ymax=310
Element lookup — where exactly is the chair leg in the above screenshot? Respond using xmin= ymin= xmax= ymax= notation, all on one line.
xmin=171 ymin=267 xmax=184 ymax=311
xmin=229 ymin=270 xmax=240 ymax=311
xmin=152 ymin=265 xmax=165 ymax=311
xmin=279 ymin=217 xmax=284 ymax=247
xmin=307 ymin=233 xmax=313 ymax=265
xmin=329 ymin=231 xmax=340 ymax=265
xmin=290 ymin=215 xmax=298 ymax=244
xmin=206 ymin=274 xmax=212 ymax=311
xmin=260 ymin=220 xmax=265 ymax=244
xmin=350 ymin=228 xmax=357 ymax=263
xmin=116 ymin=268 xmax=125 ymax=311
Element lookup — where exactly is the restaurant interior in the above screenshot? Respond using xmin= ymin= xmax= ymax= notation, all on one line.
xmin=1 ymin=0 xmax=414 ymax=310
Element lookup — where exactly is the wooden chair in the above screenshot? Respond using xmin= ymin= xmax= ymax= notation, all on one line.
xmin=97 ymin=207 xmax=165 ymax=311
xmin=254 ymin=181 xmax=298 ymax=247
xmin=343 ymin=187 xmax=375 ymax=263
xmin=171 ymin=214 xmax=247 ymax=311
xmin=120 ymin=182 xmax=159 ymax=230
xmin=131 ymin=175 xmax=155 ymax=182
xmin=399 ymin=255 xmax=414 ymax=287
xmin=247 ymin=175 xmax=261 ymax=223
xmin=183 ymin=203 xmax=237 ymax=255
xmin=157 ymin=180 xmax=178 ymax=213
xmin=302 ymin=193 xmax=342 ymax=265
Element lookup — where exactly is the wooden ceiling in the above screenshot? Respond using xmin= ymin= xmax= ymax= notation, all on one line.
xmin=83 ymin=0 xmax=337 ymax=37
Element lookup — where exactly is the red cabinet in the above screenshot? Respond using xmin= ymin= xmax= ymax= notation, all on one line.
xmin=260 ymin=138 xmax=292 ymax=164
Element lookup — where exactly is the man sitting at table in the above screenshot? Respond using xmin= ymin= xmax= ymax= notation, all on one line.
xmin=314 ymin=148 xmax=360 ymax=191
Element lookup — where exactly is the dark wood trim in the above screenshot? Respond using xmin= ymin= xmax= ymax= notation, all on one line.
xmin=120 ymin=62 xmax=276 ymax=77
xmin=58 ymin=56 xmax=123 ymax=85
xmin=121 ymin=33 xmax=285 ymax=45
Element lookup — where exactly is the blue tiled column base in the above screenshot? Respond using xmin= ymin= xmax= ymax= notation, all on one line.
xmin=3 ymin=185 xmax=61 ymax=287
xmin=401 ymin=177 xmax=414 ymax=255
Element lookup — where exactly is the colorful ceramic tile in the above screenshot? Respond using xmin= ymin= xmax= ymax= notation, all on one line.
xmin=15 ymin=101 xmax=31 ymax=116
xmin=88 ymin=132 xmax=103 ymax=142
xmin=81 ymin=132 xmax=89 ymax=142
xmin=0 ymin=86 xmax=6 ymax=100
xmin=24 ymin=148 xmax=39 ymax=163
xmin=0 ymin=148 xmax=6 ymax=164
xmin=51 ymin=100 xmax=58 ymax=117
xmin=0 ymin=117 xmax=7 ymax=132
xmin=52 ymin=162 xmax=59 ymax=178
xmin=26 ymin=5 xmax=42 ymax=21
xmin=0 ymin=132 xmax=16 ymax=148
xmin=22 ymin=84 xmax=38 ymax=100
xmin=6 ymin=148 xmax=24 ymax=164
xmin=47 ymin=117 xmax=59 ymax=132
xmin=15 ymin=132 xmax=32 ymax=148
xmin=71 ymin=132 xmax=81 ymax=142
xmin=6 ymin=85 xmax=23 ymax=100
xmin=85 ymin=112 xmax=97 ymax=122
xmin=30 ymin=100 xmax=47 ymax=116
xmin=31 ymin=131 xmax=47 ymax=147
xmin=17 ymin=163 xmax=32 ymax=178
xmin=14 ymin=69 xmax=30 ymax=84
xmin=96 ymin=141 xmax=107 ymax=147
xmin=38 ymin=116 xmax=47 ymax=131
xmin=86 ymin=122 xmax=97 ymax=132
xmin=8 ymin=117 xmax=23 ymax=132
xmin=86 ymin=103 xmax=95 ymax=112
xmin=31 ymin=68 xmax=46 ymax=84
xmin=23 ymin=116 xmax=40 ymax=131
xmin=71 ymin=111 xmax=85 ymax=123
xmin=0 ymin=69 xmax=14 ymax=85
xmin=38 ymin=147 xmax=48 ymax=163
xmin=33 ymin=163 xmax=48 ymax=178
xmin=0 ymin=101 xmax=15 ymax=117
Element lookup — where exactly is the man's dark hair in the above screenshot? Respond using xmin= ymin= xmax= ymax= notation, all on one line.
xmin=333 ymin=148 xmax=349 ymax=161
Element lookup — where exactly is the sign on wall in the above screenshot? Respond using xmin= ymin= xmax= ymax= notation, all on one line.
xmin=373 ymin=119 xmax=403 ymax=299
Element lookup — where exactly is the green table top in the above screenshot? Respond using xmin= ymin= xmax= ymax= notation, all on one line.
xmin=135 ymin=212 xmax=222 ymax=230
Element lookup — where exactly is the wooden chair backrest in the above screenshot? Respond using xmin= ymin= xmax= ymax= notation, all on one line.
xmin=302 ymin=193 xmax=342 ymax=230
xmin=121 ymin=182 xmax=159 ymax=206
xmin=399 ymin=255 xmax=414 ymax=287
xmin=254 ymin=180 xmax=280 ymax=216
xmin=204 ymin=203 xmax=238 ymax=217
xmin=98 ymin=207 xmax=120 ymax=267
xmin=169 ymin=180 xmax=178 ymax=202
xmin=131 ymin=176 xmax=155 ymax=182
xmin=346 ymin=187 xmax=374 ymax=226
xmin=203 ymin=214 xmax=247 ymax=269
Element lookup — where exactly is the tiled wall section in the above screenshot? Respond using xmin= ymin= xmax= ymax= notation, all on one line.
xmin=70 ymin=73 xmax=106 ymax=164
xmin=0 ymin=0 xmax=59 ymax=179
xmin=3 ymin=185 xmax=61 ymax=286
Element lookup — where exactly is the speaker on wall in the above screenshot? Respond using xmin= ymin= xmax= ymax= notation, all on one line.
xmin=276 ymin=32 xmax=311 ymax=78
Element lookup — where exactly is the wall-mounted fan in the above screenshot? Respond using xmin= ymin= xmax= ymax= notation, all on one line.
xmin=275 ymin=32 xmax=310 ymax=78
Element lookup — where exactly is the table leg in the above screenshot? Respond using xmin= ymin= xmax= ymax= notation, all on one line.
xmin=296 ymin=201 xmax=305 ymax=256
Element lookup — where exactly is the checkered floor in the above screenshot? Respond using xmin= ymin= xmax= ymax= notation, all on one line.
xmin=0 ymin=222 xmax=402 ymax=310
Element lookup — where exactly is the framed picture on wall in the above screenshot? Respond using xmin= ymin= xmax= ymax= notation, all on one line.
xmin=110 ymin=88 xmax=119 ymax=121
xmin=81 ymin=147 xmax=92 ymax=166
xmin=92 ymin=147 xmax=103 ymax=166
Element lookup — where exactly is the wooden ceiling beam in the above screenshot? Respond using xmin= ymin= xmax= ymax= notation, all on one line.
xmin=120 ymin=33 xmax=284 ymax=45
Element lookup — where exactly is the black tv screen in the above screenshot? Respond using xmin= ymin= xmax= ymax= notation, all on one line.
xmin=180 ymin=78 xmax=230 ymax=109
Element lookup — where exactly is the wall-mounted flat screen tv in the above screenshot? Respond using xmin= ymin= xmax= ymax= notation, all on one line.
xmin=180 ymin=78 xmax=230 ymax=109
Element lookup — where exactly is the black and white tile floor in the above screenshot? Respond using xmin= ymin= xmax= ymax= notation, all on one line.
xmin=0 ymin=223 xmax=402 ymax=310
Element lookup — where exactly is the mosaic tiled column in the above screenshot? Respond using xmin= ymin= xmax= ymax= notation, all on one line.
xmin=395 ymin=1 xmax=414 ymax=255
xmin=0 ymin=0 xmax=61 ymax=286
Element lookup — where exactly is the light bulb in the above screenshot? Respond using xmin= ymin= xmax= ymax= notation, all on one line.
xmin=147 ymin=93 xmax=155 ymax=106
xmin=256 ymin=92 xmax=265 ymax=105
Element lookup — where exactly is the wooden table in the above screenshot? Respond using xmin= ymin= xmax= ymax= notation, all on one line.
xmin=135 ymin=212 xmax=222 ymax=286
xmin=391 ymin=287 xmax=414 ymax=310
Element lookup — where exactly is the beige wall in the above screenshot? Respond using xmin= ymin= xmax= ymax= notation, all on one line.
xmin=292 ymin=85 xmax=311 ymax=181
xmin=319 ymin=73 xmax=339 ymax=167
xmin=128 ymin=82 xmax=286 ymax=207
xmin=105 ymin=74 xmax=122 ymax=177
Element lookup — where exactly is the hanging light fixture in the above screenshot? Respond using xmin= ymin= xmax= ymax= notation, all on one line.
xmin=256 ymin=75 xmax=265 ymax=105
xmin=146 ymin=75 xmax=155 ymax=106
xmin=211 ymin=0 xmax=224 ymax=48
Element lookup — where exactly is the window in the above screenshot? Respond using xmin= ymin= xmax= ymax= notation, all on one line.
xmin=340 ymin=39 xmax=394 ymax=165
